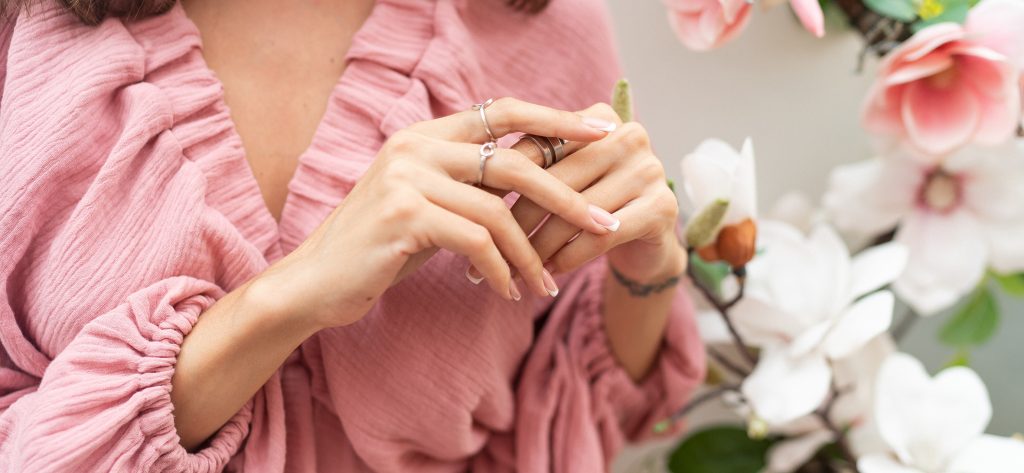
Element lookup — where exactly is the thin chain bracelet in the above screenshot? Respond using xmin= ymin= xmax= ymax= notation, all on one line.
xmin=608 ymin=264 xmax=684 ymax=298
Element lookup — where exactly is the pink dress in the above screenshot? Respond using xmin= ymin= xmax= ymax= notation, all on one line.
xmin=0 ymin=1 xmax=705 ymax=472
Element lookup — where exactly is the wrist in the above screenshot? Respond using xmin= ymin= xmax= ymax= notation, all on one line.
xmin=244 ymin=264 xmax=325 ymax=337
xmin=609 ymin=231 xmax=687 ymax=284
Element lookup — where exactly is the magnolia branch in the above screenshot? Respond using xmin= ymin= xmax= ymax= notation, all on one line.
xmin=680 ymin=258 xmax=862 ymax=473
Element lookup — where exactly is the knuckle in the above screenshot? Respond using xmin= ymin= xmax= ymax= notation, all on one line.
xmin=381 ymin=159 xmax=417 ymax=184
xmin=617 ymin=122 xmax=651 ymax=151
xmin=655 ymin=189 xmax=680 ymax=221
xmin=585 ymin=102 xmax=621 ymax=124
xmin=465 ymin=226 xmax=493 ymax=252
xmin=383 ymin=191 xmax=421 ymax=222
xmin=483 ymin=194 xmax=510 ymax=215
xmin=382 ymin=130 xmax=419 ymax=156
xmin=637 ymin=157 xmax=667 ymax=182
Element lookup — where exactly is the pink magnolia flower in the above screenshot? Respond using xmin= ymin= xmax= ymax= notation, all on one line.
xmin=664 ymin=0 xmax=753 ymax=51
xmin=825 ymin=141 xmax=1024 ymax=315
xmin=862 ymin=16 xmax=1023 ymax=156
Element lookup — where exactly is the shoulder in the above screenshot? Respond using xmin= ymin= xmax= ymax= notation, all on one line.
xmin=460 ymin=0 xmax=623 ymax=111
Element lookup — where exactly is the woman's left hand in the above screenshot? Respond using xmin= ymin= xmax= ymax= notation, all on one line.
xmin=509 ymin=103 xmax=688 ymax=286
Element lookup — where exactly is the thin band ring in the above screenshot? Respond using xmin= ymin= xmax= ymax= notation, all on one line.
xmin=472 ymin=98 xmax=497 ymax=143
xmin=477 ymin=141 xmax=497 ymax=186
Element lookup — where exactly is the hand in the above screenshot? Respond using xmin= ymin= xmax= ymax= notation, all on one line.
xmin=510 ymin=103 xmax=687 ymax=286
xmin=253 ymin=98 xmax=622 ymax=330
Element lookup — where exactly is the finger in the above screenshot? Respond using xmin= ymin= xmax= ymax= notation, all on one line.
xmin=417 ymin=174 xmax=553 ymax=297
xmin=529 ymin=167 xmax=648 ymax=262
xmin=418 ymin=203 xmax=517 ymax=300
xmin=508 ymin=134 xmax=621 ymax=235
xmin=547 ymin=195 xmax=667 ymax=274
xmin=409 ymin=97 xmax=617 ymax=144
xmin=507 ymin=101 xmax=622 ymax=168
xmin=426 ymin=139 xmax=618 ymax=236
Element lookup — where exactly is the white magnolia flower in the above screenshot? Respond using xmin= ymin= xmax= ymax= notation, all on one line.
xmin=731 ymin=221 xmax=908 ymax=426
xmin=825 ymin=141 xmax=1024 ymax=315
xmin=680 ymin=138 xmax=759 ymax=267
xmin=859 ymin=352 xmax=1024 ymax=473
xmin=680 ymin=137 xmax=757 ymax=226
xmin=763 ymin=336 xmax=896 ymax=472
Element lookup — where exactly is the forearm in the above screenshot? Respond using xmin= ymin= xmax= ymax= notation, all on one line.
xmin=170 ymin=268 xmax=320 ymax=451
xmin=603 ymin=238 xmax=688 ymax=382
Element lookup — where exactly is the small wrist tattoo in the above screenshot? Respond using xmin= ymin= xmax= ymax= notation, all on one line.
xmin=608 ymin=264 xmax=683 ymax=298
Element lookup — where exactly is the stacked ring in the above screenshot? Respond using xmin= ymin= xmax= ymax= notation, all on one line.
xmin=516 ymin=134 xmax=567 ymax=168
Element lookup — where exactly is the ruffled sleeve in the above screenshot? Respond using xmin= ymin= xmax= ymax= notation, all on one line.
xmin=515 ymin=258 xmax=706 ymax=472
xmin=0 ymin=277 xmax=251 ymax=473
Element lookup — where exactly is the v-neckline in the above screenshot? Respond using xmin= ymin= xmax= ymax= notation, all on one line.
xmin=178 ymin=2 xmax=378 ymax=229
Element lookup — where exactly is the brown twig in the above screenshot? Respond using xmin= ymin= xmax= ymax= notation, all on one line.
xmin=707 ymin=346 xmax=751 ymax=378
xmin=686 ymin=262 xmax=758 ymax=367
xmin=668 ymin=384 xmax=741 ymax=424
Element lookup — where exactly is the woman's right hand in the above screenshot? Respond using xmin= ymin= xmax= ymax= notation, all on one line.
xmin=254 ymin=98 xmax=622 ymax=330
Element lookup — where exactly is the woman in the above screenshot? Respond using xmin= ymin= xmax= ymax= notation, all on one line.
xmin=0 ymin=0 xmax=704 ymax=471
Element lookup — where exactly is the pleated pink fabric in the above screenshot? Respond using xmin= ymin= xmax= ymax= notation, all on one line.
xmin=0 ymin=1 xmax=705 ymax=471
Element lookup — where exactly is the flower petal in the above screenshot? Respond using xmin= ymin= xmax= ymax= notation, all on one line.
xmin=966 ymin=0 xmax=1024 ymax=69
xmin=893 ymin=210 xmax=988 ymax=315
xmin=874 ymin=353 xmax=991 ymax=470
xmin=766 ymin=430 xmax=835 ymax=473
xmin=824 ymin=157 xmax=919 ymax=239
xmin=885 ymin=52 xmax=955 ymax=86
xmin=723 ymin=137 xmax=758 ymax=224
xmin=681 ymin=139 xmax=739 ymax=213
xmin=850 ymin=243 xmax=909 ymax=299
xmin=947 ymin=434 xmax=1024 ymax=473
xmin=789 ymin=0 xmax=824 ymax=37
xmin=823 ymin=291 xmax=895 ymax=359
xmin=742 ymin=350 xmax=831 ymax=426
xmin=858 ymin=454 xmax=924 ymax=473
xmin=901 ymin=78 xmax=981 ymax=155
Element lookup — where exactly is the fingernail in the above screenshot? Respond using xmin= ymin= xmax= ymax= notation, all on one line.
xmin=509 ymin=279 xmax=522 ymax=301
xmin=582 ymin=116 xmax=617 ymax=133
xmin=466 ymin=266 xmax=484 ymax=285
xmin=588 ymin=204 xmax=620 ymax=232
xmin=541 ymin=269 xmax=559 ymax=298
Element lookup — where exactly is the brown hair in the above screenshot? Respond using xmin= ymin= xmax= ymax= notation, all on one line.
xmin=2 ymin=0 xmax=551 ymax=26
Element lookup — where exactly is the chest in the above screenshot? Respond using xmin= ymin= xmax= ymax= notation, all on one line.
xmin=181 ymin=0 xmax=374 ymax=220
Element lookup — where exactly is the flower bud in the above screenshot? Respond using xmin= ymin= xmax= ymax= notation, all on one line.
xmin=716 ymin=219 xmax=757 ymax=268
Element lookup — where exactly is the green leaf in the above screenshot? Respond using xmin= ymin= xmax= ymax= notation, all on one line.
xmin=667 ymin=178 xmax=676 ymax=194
xmin=668 ymin=425 xmax=773 ymax=473
xmin=912 ymin=0 xmax=970 ymax=31
xmin=863 ymin=0 xmax=918 ymax=21
xmin=611 ymin=78 xmax=634 ymax=123
xmin=994 ymin=272 xmax=1024 ymax=297
xmin=939 ymin=287 xmax=1000 ymax=347
xmin=685 ymin=199 xmax=729 ymax=249
xmin=689 ymin=252 xmax=731 ymax=297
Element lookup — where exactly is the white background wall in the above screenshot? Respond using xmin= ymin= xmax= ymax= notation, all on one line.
xmin=605 ymin=1 xmax=1024 ymax=469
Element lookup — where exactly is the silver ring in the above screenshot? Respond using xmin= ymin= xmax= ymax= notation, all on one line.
xmin=472 ymin=98 xmax=496 ymax=143
xmin=518 ymin=134 xmax=555 ymax=168
xmin=477 ymin=141 xmax=497 ymax=186
xmin=546 ymin=136 xmax=566 ymax=164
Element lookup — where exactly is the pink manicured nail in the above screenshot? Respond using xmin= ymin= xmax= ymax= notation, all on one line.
xmin=582 ymin=116 xmax=617 ymax=133
xmin=466 ymin=266 xmax=483 ymax=285
xmin=509 ymin=279 xmax=522 ymax=301
xmin=541 ymin=269 xmax=559 ymax=298
xmin=588 ymin=204 xmax=620 ymax=232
